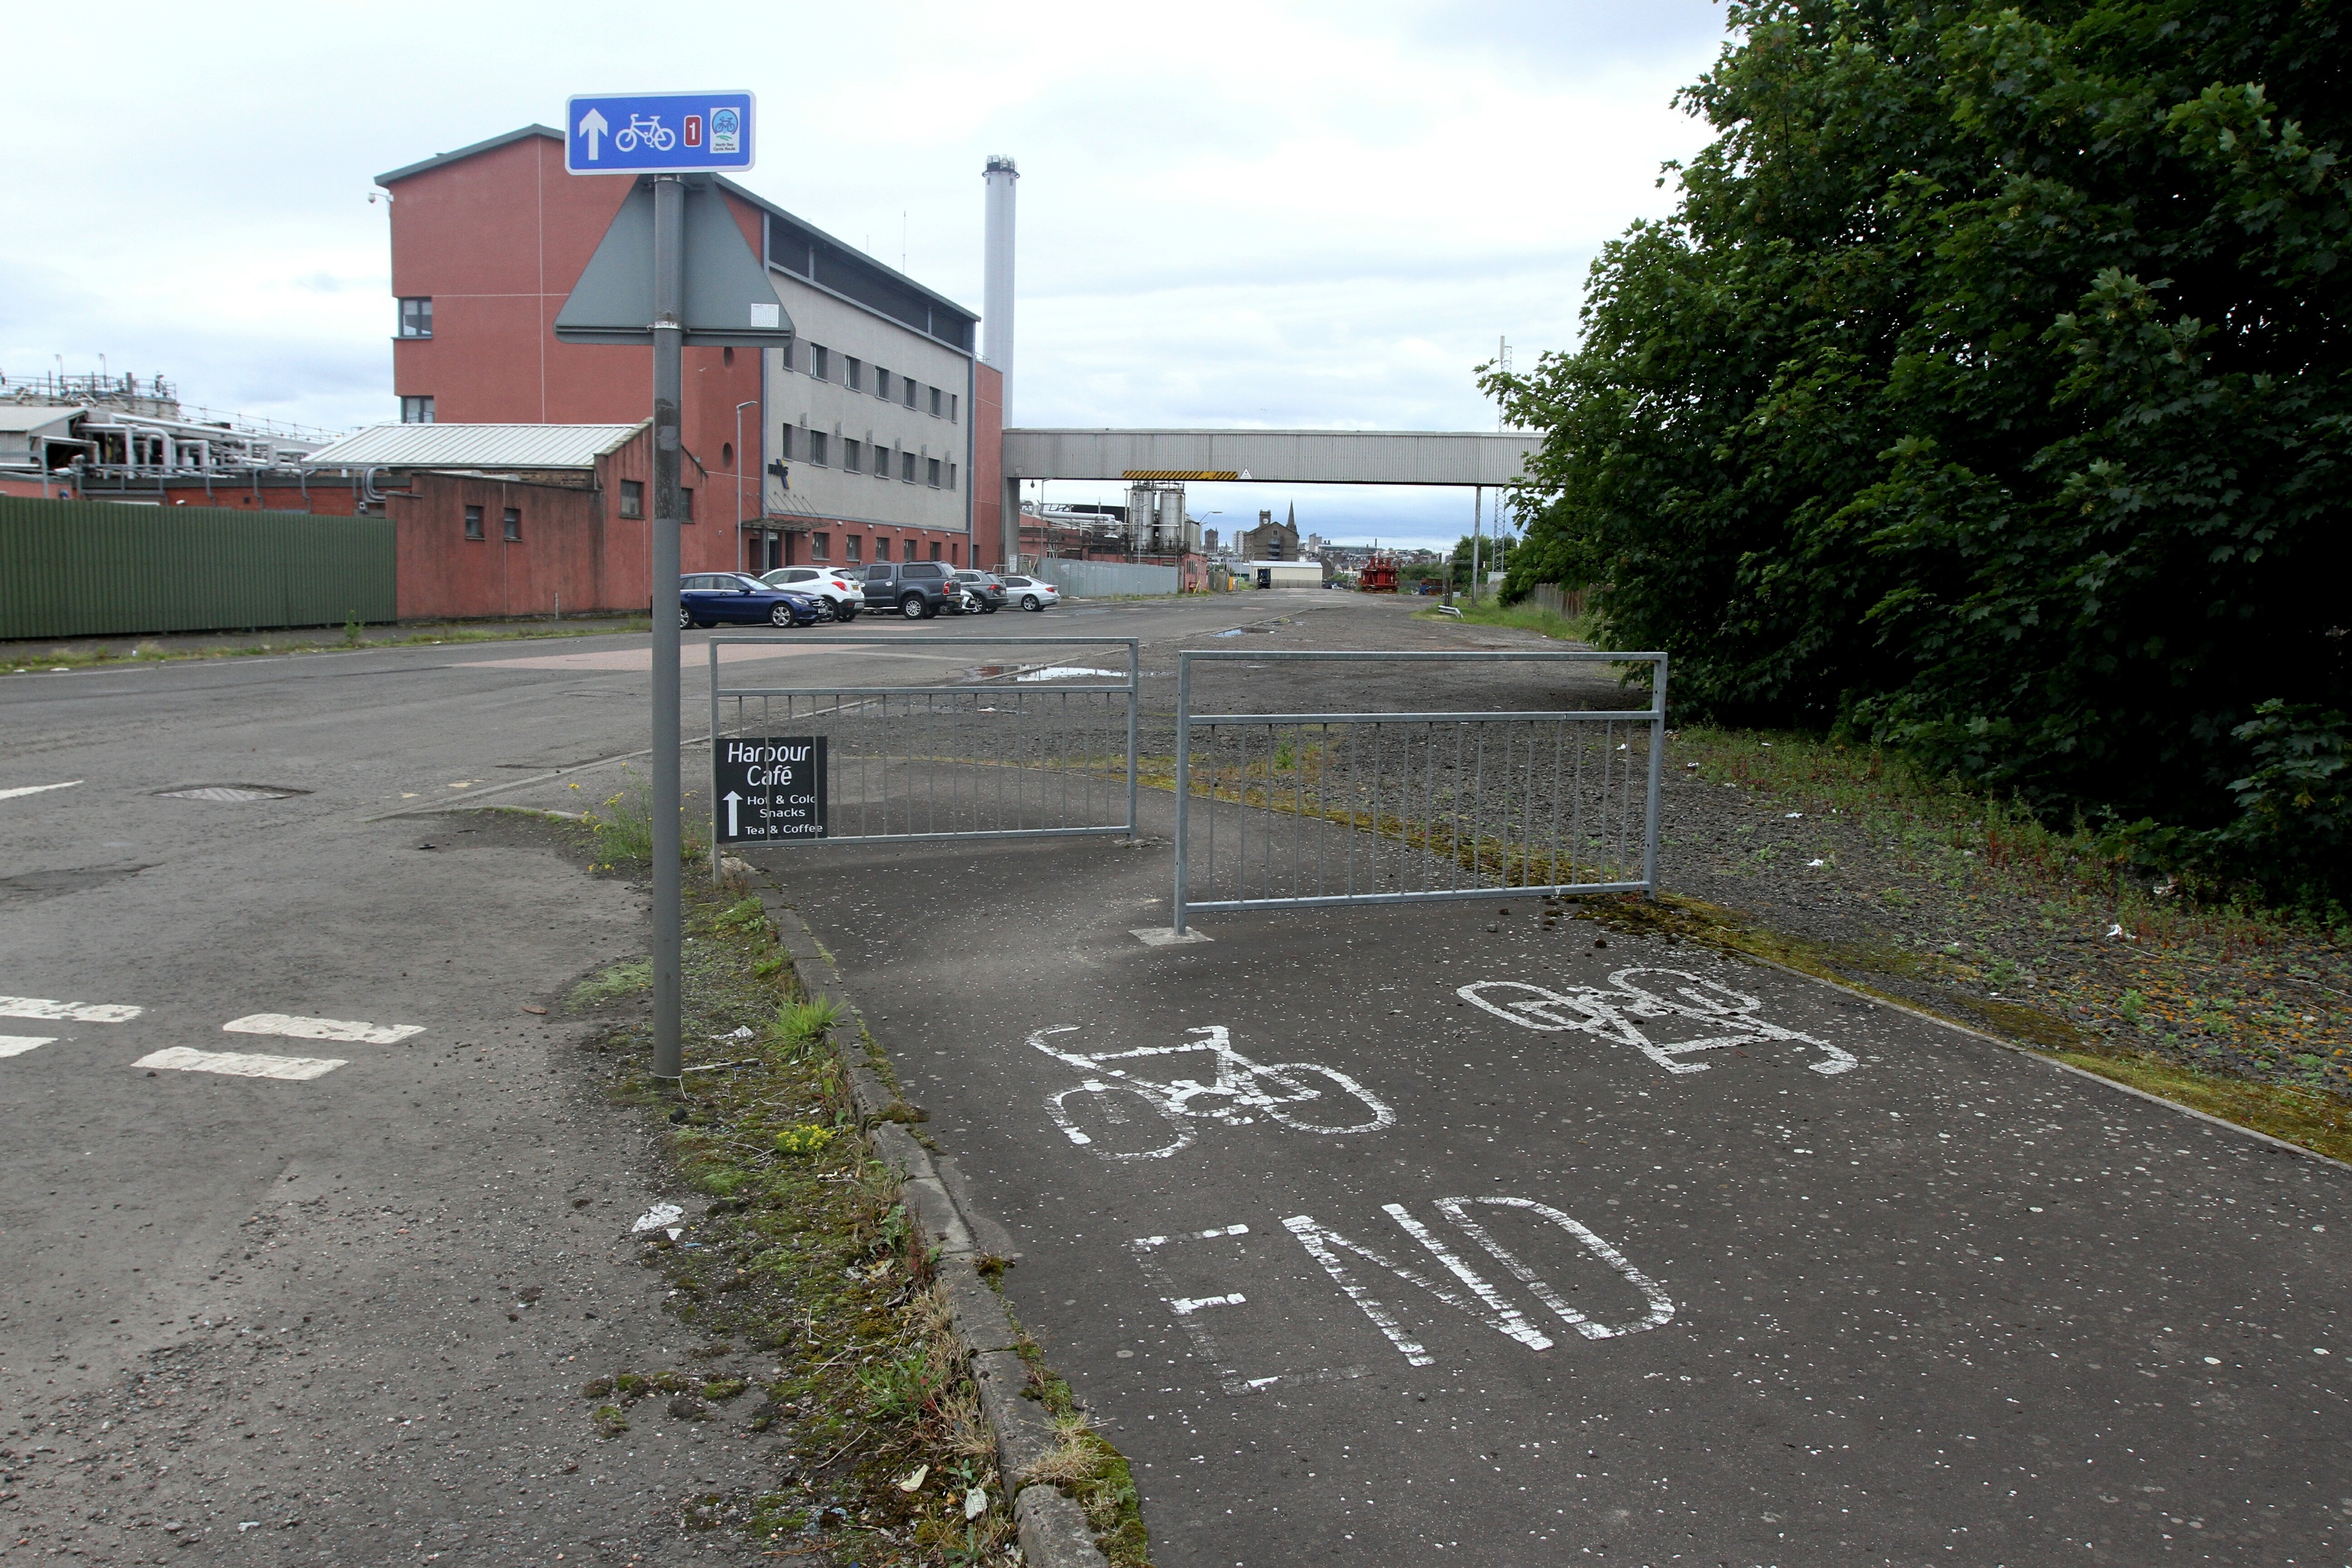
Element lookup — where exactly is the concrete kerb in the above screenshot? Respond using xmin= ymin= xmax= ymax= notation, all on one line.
xmin=756 ymin=883 xmax=1113 ymax=1568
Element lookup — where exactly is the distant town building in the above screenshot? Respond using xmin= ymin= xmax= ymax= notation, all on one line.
xmin=375 ymin=124 xmax=1001 ymax=576
xmin=1236 ymin=503 xmax=1301 ymax=562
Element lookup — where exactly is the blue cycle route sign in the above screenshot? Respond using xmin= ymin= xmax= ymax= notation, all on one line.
xmin=565 ymin=92 xmax=755 ymax=175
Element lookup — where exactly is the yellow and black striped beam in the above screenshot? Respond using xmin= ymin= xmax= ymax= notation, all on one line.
xmin=1119 ymin=470 xmax=1240 ymax=481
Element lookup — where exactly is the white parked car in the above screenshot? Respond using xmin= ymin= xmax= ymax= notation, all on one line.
xmin=1000 ymin=574 xmax=1062 ymax=611
xmin=759 ymin=565 xmax=862 ymax=621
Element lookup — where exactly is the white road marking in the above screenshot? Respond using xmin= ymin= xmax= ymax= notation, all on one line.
xmin=1458 ymin=968 xmax=1857 ymax=1076
xmin=0 ymin=781 xmax=81 ymax=801
xmin=0 ymin=996 xmax=143 ymax=1023
xmin=1034 ymin=1022 xmax=1393 ymax=1158
xmin=135 ymin=1048 xmax=346 ymax=1081
xmin=1129 ymin=1222 xmax=1365 ymax=1396
xmin=1433 ymin=1197 xmax=1677 ymax=1340
xmin=0 ymin=1036 xmax=57 ymax=1058
xmin=1285 ymin=1199 xmax=1677 ymax=1365
xmin=223 ymin=1013 xmax=424 ymax=1045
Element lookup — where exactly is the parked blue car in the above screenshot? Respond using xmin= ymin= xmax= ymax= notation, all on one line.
xmin=679 ymin=573 xmax=823 ymax=629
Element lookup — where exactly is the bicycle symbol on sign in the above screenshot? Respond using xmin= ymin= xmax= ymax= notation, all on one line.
xmin=1031 ymin=1024 xmax=1395 ymax=1161
xmin=613 ymin=114 xmax=677 ymax=153
xmin=1459 ymin=968 xmax=1857 ymax=1076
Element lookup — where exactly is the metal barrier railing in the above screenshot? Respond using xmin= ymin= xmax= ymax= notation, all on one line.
xmin=706 ymin=634 xmax=1140 ymax=851
xmin=1171 ymin=650 xmax=1667 ymax=934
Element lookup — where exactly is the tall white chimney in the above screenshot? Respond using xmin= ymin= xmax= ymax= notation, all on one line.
xmin=981 ymin=155 xmax=1018 ymax=418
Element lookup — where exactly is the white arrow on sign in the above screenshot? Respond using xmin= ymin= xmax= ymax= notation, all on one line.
xmin=722 ymin=791 xmax=742 ymax=836
xmin=577 ymin=107 xmax=609 ymax=162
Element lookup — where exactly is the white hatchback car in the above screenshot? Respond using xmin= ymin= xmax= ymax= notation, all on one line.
xmin=759 ymin=565 xmax=863 ymax=621
xmin=1000 ymin=574 xmax=1062 ymax=611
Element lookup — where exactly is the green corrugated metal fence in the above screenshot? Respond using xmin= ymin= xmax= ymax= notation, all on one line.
xmin=0 ymin=497 xmax=396 ymax=640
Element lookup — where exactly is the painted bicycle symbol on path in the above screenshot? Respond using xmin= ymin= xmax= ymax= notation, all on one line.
xmin=1460 ymin=967 xmax=1857 ymax=1076
xmin=1031 ymin=1024 xmax=1395 ymax=1160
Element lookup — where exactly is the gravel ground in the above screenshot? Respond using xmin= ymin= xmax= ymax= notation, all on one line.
xmin=1643 ymin=737 xmax=2352 ymax=1101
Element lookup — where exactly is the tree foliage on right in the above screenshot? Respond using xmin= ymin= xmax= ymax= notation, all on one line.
xmin=1489 ymin=1 xmax=2351 ymax=902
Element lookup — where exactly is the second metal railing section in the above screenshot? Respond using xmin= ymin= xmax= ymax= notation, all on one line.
xmin=1172 ymin=650 xmax=1667 ymax=934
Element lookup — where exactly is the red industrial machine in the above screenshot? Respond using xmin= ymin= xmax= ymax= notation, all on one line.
xmin=1357 ymin=552 xmax=1401 ymax=592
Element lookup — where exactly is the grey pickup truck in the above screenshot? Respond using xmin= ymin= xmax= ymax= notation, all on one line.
xmin=859 ymin=560 xmax=963 ymax=619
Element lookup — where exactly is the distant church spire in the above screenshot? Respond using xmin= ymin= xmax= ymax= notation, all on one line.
xmin=1286 ymin=502 xmax=1296 ymax=529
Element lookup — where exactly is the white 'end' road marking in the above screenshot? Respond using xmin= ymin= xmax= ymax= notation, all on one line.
xmin=136 ymin=1048 xmax=346 ymax=1081
xmin=0 ymin=996 xmax=143 ymax=1023
xmin=1168 ymin=1293 xmax=1247 ymax=1316
xmin=224 ymin=1013 xmax=423 ymax=1045
xmin=0 ymin=1036 xmax=57 ymax=1058
xmin=0 ymin=781 xmax=81 ymax=802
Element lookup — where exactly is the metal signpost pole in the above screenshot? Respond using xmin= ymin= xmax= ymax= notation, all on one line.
xmin=557 ymin=91 xmax=770 ymax=1088
xmin=650 ymin=173 xmax=685 ymax=1083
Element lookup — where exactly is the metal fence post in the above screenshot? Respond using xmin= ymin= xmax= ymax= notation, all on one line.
xmin=709 ymin=638 xmax=723 ymax=885
xmin=1643 ymin=653 xmax=1669 ymax=897
xmin=1172 ymin=652 xmax=1192 ymax=935
xmin=1124 ymin=636 xmax=1140 ymax=839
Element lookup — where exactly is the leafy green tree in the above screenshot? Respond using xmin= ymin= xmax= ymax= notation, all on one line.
xmin=1490 ymin=0 xmax=2352 ymax=894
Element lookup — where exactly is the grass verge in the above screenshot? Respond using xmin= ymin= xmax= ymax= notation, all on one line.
xmin=571 ymin=881 xmax=1024 ymax=1561
xmin=553 ymin=822 xmax=1148 ymax=1561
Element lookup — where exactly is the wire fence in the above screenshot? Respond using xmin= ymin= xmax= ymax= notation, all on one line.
xmin=706 ymin=635 xmax=1140 ymax=846
xmin=1172 ymin=650 xmax=1667 ymax=933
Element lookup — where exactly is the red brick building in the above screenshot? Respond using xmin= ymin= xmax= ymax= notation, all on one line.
xmin=375 ymin=125 xmax=1003 ymax=584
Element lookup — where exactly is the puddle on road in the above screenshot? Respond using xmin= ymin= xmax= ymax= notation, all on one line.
xmin=958 ymin=663 xmax=1141 ymax=683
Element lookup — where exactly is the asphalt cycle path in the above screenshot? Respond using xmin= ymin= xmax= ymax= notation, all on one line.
xmin=0 ymin=598 xmax=1254 ymax=1563
xmin=756 ymin=764 xmax=2352 ymax=1561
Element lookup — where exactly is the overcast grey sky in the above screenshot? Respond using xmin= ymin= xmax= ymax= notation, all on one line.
xmin=0 ymin=0 xmax=1728 ymax=549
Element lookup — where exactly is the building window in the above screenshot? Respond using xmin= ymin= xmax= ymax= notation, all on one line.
xmin=810 ymin=345 xmax=830 ymax=381
xmin=927 ymin=457 xmax=942 ymax=488
xmin=398 ymin=298 xmax=433 ymax=338
xmin=842 ymin=439 xmax=861 ymax=474
xmin=929 ymin=386 xmax=942 ymax=417
xmin=619 ymin=479 xmax=643 ymax=518
xmin=875 ymin=537 xmax=891 ymax=562
xmin=844 ymin=357 xmax=862 ymax=392
xmin=902 ymin=378 xmax=917 ymax=409
xmin=502 ymin=507 xmax=520 ymax=542
xmin=681 ymin=487 xmax=695 ymax=521
xmin=947 ymin=462 xmax=957 ymax=491
xmin=846 ymin=535 xmax=862 ymax=563
xmin=929 ymin=541 xmax=942 ymax=560
xmin=464 ymin=505 xmax=483 ymax=540
xmin=950 ymin=542 xmax=959 ymax=565
xmin=949 ymin=393 xmax=958 ymax=424
xmin=901 ymin=449 xmax=917 ymax=483
xmin=873 ymin=444 xmax=891 ymax=479
xmin=400 ymin=394 xmax=435 ymax=424
xmin=812 ymin=532 xmax=829 ymax=560
xmin=775 ymin=425 xmax=793 ymax=461
xmin=722 ymin=441 xmax=733 ymax=468
xmin=807 ymin=430 xmax=828 ymax=466
xmin=873 ymin=368 xmax=889 ymax=401
xmin=723 ymin=346 xmax=735 ymax=367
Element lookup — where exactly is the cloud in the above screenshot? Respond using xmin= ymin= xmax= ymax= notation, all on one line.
xmin=0 ymin=0 xmax=1724 ymax=529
